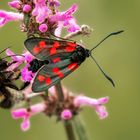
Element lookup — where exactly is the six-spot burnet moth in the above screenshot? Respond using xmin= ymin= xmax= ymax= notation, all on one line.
xmin=24 ymin=30 xmax=124 ymax=93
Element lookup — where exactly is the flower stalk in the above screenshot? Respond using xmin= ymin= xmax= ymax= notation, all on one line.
xmin=0 ymin=1 xmax=110 ymax=140
xmin=64 ymin=121 xmax=76 ymax=140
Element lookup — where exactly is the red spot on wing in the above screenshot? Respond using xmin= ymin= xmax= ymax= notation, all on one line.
xmin=68 ymin=63 xmax=79 ymax=71
xmin=46 ymin=77 xmax=52 ymax=85
xmin=67 ymin=42 xmax=77 ymax=47
xmin=39 ymin=41 xmax=46 ymax=48
xmin=50 ymin=47 xmax=56 ymax=55
xmin=65 ymin=46 xmax=76 ymax=52
xmin=52 ymin=57 xmax=61 ymax=63
xmin=53 ymin=41 xmax=60 ymax=48
xmin=50 ymin=42 xmax=60 ymax=55
xmin=37 ymin=75 xmax=45 ymax=82
xmin=53 ymin=67 xmax=64 ymax=78
xmin=58 ymin=73 xmax=64 ymax=78
xmin=53 ymin=67 xmax=59 ymax=73
xmin=33 ymin=46 xmax=41 ymax=54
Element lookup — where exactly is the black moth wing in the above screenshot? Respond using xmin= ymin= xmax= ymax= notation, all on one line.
xmin=32 ymin=59 xmax=79 ymax=92
xmin=24 ymin=37 xmax=78 ymax=61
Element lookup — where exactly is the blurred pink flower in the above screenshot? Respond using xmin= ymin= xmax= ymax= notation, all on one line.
xmin=32 ymin=0 xmax=49 ymax=23
xmin=74 ymin=96 xmax=109 ymax=119
xmin=21 ymin=64 xmax=35 ymax=82
xmin=39 ymin=23 xmax=48 ymax=32
xmin=6 ymin=48 xmax=34 ymax=68
xmin=50 ymin=4 xmax=80 ymax=32
xmin=8 ymin=0 xmax=21 ymax=10
xmin=12 ymin=103 xmax=46 ymax=131
xmin=61 ymin=109 xmax=73 ymax=120
xmin=23 ymin=4 xmax=32 ymax=13
xmin=0 ymin=10 xmax=23 ymax=27
xmin=6 ymin=48 xmax=35 ymax=81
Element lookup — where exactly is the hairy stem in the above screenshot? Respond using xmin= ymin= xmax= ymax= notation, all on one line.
xmin=73 ymin=116 xmax=90 ymax=140
xmin=54 ymin=25 xmax=92 ymax=140
xmin=64 ymin=121 xmax=76 ymax=140
xmin=55 ymin=82 xmax=64 ymax=101
xmin=54 ymin=82 xmax=76 ymax=140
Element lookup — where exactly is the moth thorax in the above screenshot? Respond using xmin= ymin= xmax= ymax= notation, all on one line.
xmin=71 ymin=46 xmax=90 ymax=63
xmin=28 ymin=59 xmax=43 ymax=73
xmin=29 ymin=59 xmax=49 ymax=73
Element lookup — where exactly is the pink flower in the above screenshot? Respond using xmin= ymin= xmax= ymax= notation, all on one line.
xmin=61 ymin=109 xmax=73 ymax=120
xmin=12 ymin=103 xmax=46 ymax=131
xmin=74 ymin=96 xmax=109 ymax=119
xmin=21 ymin=64 xmax=35 ymax=82
xmin=39 ymin=23 xmax=48 ymax=32
xmin=50 ymin=4 xmax=80 ymax=32
xmin=6 ymin=49 xmax=34 ymax=71
xmin=6 ymin=48 xmax=24 ymax=70
xmin=32 ymin=0 xmax=49 ymax=23
xmin=6 ymin=49 xmax=24 ymax=62
xmin=0 ymin=10 xmax=23 ymax=27
xmin=54 ymin=25 xmax=62 ymax=37
xmin=6 ymin=49 xmax=35 ymax=81
xmin=8 ymin=0 xmax=21 ymax=10
xmin=20 ymin=55 xmax=35 ymax=82
xmin=65 ymin=18 xmax=80 ymax=32
xmin=23 ymin=4 xmax=32 ymax=13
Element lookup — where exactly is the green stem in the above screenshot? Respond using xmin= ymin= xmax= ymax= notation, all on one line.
xmin=55 ymin=82 xmax=64 ymax=101
xmin=64 ymin=121 xmax=76 ymax=140
xmin=55 ymin=82 xmax=76 ymax=140
xmin=73 ymin=116 xmax=89 ymax=140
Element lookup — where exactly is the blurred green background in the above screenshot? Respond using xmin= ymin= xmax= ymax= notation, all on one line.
xmin=0 ymin=0 xmax=140 ymax=140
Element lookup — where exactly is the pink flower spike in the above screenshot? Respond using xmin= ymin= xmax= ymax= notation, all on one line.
xmin=32 ymin=0 xmax=49 ymax=23
xmin=95 ymin=106 xmax=108 ymax=119
xmin=65 ymin=4 xmax=78 ymax=16
xmin=54 ymin=25 xmax=62 ymax=37
xmin=61 ymin=109 xmax=73 ymax=120
xmin=23 ymin=51 xmax=34 ymax=63
xmin=50 ymin=4 xmax=78 ymax=22
xmin=39 ymin=23 xmax=48 ymax=33
xmin=0 ymin=10 xmax=23 ymax=27
xmin=6 ymin=49 xmax=24 ymax=62
xmin=11 ymin=103 xmax=46 ymax=131
xmin=23 ymin=4 xmax=32 ymax=13
xmin=5 ymin=48 xmax=25 ymax=70
xmin=21 ymin=64 xmax=35 ymax=82
xmin=12 ymin=108 xmax=27 ymax=119
xmin=67 ymin=19 xmax=80 ymax=32
xmin=50 ymin=4 xmax=79 ymax=32
xmin=8 ymin=0 xmax=21 ymax=10
xmin=21 ymin=118 xmax=30 ymax=131
xmin=74 ymin=96 xmax=109 ymax=119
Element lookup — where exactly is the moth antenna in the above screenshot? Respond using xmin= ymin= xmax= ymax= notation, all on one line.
xmin=90 ymin=54 xmax=115 ymax=87
xmin=1 ymin=55 xmax=25 ymax=60
xmin=90 ymin=30 xmax=124 ymax=52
